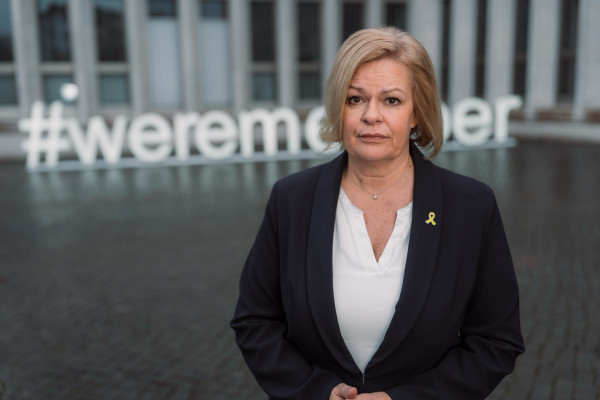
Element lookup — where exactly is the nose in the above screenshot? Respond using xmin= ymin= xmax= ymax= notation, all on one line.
xmin=362 ymin=100 xmax=382 ymax=125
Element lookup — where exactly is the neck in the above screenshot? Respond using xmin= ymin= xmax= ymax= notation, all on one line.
xmin=346 ymin=146 xmax=413 ymax=192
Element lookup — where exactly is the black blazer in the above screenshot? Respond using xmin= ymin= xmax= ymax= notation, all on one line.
xmin=231 ymin=141 xmax=524 ymax=400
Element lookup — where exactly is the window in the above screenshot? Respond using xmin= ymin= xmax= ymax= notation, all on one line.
xmin=299 ymin=72 xmax=320 ymax=100
xmin=474 ymin=0 xmax=487 ymax=98
xmin=557 ymin=0 xmax=579 ymax=103
xmin=201 ymin=0 xmax=226 ymax=18
xmin=38 ymin=0 xmax=71 ymax=62
xmin=343 ymin=3 xmax=363 ymax=40
xmin=0 ymin=75 xmax=17 ymax=105
xmin=251 ymin=1 xmax=275 ymax=101
xmin=43 ymin=75 xmax=75 ymax=104
xmin=95 ymin=0 xmax=126 ymax=62
xmin=513 ymin=0 xmax=529 ymax=97
xmin=200 ymin=0 xmax=232 ymax=106
xmin=149 ymin=0 xmax=177 ymax=16
xmin=147 ymin=0 xmax=182 ymax=107
xmin=0 ymin=0 xmax=13 ymax=62
xmin=298 ymin=3 xmax=319 ymax=62
xmin=100 ymin=74 xmax=129 ymax=104
xmin=298 ymin=2 xmax=320 ymax=100
xmin=440 ymin=0 xmax=451 ymax=102
xmin=251 ymin=2 xmax=275 ymax=62
xmin=386 ymin=3 xmax=407 ymax=31
xmin=253 ymin=72 xmax=276 ymax=101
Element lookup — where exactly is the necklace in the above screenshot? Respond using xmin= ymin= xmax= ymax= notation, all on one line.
xmin=346 ymin=163 xmax=413 ymax=200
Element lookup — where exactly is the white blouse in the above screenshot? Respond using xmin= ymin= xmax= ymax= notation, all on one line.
xmin=332 ymin=187 xmax=412 ymax=373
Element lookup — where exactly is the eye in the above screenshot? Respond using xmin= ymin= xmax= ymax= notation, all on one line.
xmin=347 ymin=96 xmax=362 ymax=105
xmin=385 ymin=97 xmax=400 ymax=105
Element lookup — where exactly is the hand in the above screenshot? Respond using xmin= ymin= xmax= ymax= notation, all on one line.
xmin=330 ymin=383 xmax=358 ymax=400
xmin=356 ymin=393 xmax=392 ymax=400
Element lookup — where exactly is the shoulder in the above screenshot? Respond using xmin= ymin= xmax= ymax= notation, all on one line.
xmin=275 ymin=162 xmax=327 ymax=193
xmin=435 ymin=165 xmax=497 ymax=220
xmin=267 ymin=160 xmax=330 ymax=211
xmin=436 ymin=165 xmax=492 ymax=196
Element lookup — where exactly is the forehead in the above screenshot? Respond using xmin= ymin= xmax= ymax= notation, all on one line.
xmin=350 ymin=58 xmax=411 ymax=86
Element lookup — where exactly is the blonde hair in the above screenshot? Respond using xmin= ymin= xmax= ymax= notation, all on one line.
xmin=320 ymin=27 xmax=443 ymax=158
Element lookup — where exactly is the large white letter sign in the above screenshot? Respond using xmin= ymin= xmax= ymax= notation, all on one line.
xmin=67 ymin=115 xmax=128 ymax=165
xmin=127 ymin=113 xmax=174 ymax=163
xmin=239 ymin=109 xmax=278 ymax=157
xmin=304 ymin=106 xmax=339 ymax=154
xmin=238 ymin=107 xmax=301 ymax=157
xmin=494 ymin=95 xmax=522 ymax=143
xmin=271 ymin=107 xmax=301 ymax=155
xmin=20 ymin=101 xmax=71 ymax=169
xmin=194 ymin=110 xmax=238 ymax=160
xmin=173 ymin=112 xmax=198 ymax=161
xmin=452 ymin=98 xmax=493 ymax=146
xmin=441 ymin=103 xmax=452 ymax=142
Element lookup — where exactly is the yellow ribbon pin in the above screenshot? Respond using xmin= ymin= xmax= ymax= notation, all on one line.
xmin=425 ymin=212 xmax=436 ymax=225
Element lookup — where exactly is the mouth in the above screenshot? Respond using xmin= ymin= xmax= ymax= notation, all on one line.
xmin=358 ymin=133 xmax=387 ymax=141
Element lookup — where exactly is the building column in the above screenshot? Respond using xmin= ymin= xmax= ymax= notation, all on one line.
xmin=179 ymin=0 xmax=200 ymax=111
xmin=573 ymin=0 xmax=600 ymax=120
xmin=10 ymin=0 xmax=42 ymax=117
xmin=408 ymin=0 xmax=443 ymax=85
xmin=230 ymin=0 xmax=249 ymax=112
xmin=322 ymin=0 xmax=341 ymax=85
xmin=365 ymin=0 xmax=383 ymax=29
xmin=69 ymin=0 xmax=97 ymax=121
xmin=485 ymin=0 xmax=516 ymax=103
xmin=449 ymin=0 xmax=477 ymax=105
xmin=277 ymin=0 xmax=296 ymax=107
xmin=125 ymin=0 xmax=149 ymax=115
xmin=525 ymin=0 xmax=560 ymax=119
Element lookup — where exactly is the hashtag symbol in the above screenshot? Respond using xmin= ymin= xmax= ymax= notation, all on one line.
xmin=20 ymin=101 xmax=72 ymax=170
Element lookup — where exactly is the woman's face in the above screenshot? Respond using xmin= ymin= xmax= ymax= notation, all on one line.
xmin=342 ymin=58 xmax=417 ymax=163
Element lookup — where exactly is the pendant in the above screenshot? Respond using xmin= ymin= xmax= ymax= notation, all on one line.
xmin=373 ymin=194 xmax=378 ymax=200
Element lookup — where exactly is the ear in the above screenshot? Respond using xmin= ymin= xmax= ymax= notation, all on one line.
xmin=410 ymin=113 xmax=418 ymax=129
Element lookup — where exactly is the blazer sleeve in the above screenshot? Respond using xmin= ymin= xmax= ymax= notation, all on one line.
xmin=230 ymin=182 xmax=344 ymax=400
xmin=384 ymin=186 xmax=525 ymax=400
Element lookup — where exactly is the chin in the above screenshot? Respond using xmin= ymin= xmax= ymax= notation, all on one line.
xmin=350 ymin=146 xmax=395 ymax=162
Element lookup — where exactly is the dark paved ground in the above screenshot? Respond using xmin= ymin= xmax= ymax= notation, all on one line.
xmin=0 ymin=141 xmax=599 ymax=400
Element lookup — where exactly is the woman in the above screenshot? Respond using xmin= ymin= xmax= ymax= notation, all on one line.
xmin=231 ymin=27 xmax=524 ymax=400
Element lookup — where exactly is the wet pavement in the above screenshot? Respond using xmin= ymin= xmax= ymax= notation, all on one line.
xmin=0 ymin=141 xmax=599 ymax=400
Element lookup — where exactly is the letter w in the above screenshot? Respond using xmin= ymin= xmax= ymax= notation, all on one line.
xmin=67 ymin=116 xmax=128 ymax=165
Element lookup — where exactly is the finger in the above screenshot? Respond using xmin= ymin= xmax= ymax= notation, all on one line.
xmin=333 ymin=383 xmax=356 ymax=399
xmin=345 ymin=386 xmax=358 ymax=398
xmin=331 ymin=383 xmax=349 ymax=400
xmin=339 ymin=384 xmax=358 ymax=399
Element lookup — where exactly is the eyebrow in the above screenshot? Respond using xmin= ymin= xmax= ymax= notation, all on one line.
xmin=348 ymin=85 xmax=406 ymax=95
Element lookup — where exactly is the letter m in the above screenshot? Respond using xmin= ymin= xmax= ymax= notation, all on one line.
xmin=239 ymin=108 xmax=301 ymax=157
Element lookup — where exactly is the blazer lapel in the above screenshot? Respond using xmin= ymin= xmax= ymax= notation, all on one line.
xmin=306 ymin=150 xmax=361 ymax=373
xmin=367 ymin=141 xmax=443 ymax=368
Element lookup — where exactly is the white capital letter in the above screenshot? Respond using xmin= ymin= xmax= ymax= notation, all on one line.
xmin=239 ymin=109 xmax=277 ymax=157
xmin=441 ymin=102 xmax=452 ymax=142
xmin=173 ymin=112 xmax=198 ymax=161
xmin=305 ymin=106 xmax=338 ymax=154
xmin=127 ymin=113 xmax=173 ymax=163
xmin=494 ymin=95 xmax=522 ymax=143
xmin=272 ymin=107 xmax=301 ymax=155
xmin=194 ymin=110 xmax=238 ymax=160
xmin=20 ymin=101 xmax=71 ymax=169
xmin=452 ymin=98 xmax=493 ymax=146
xmin=67 ymin=115 xmax=128 ymax=165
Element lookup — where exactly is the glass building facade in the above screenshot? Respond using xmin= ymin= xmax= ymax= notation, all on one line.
xmin=298 ymin=2 xmax=320 ymax=100
xmin=0 ymin=0 xmax=16 ymax=105
xmin=0 ymin=0 xmax=598 ymax=127
xmin=251 ymin=1 xmax=276 ymax=101
xmin=38 ymin=0 xmax=71 ymax=62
